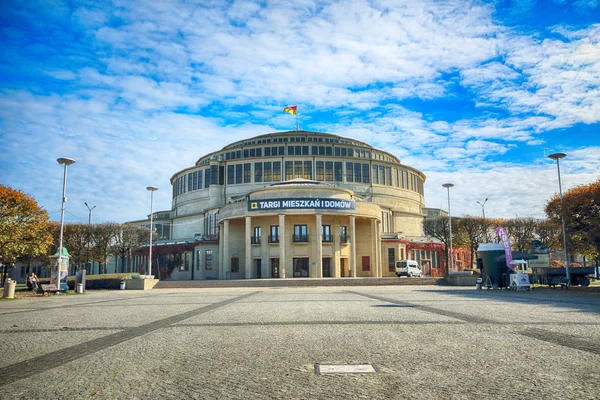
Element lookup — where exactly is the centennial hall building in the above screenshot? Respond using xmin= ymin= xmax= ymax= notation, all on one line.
xmin=129 ymin=130 xmax=450 ymax=280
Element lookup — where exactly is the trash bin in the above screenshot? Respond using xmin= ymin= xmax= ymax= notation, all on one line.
xmin=120 ymin=280 xmax=126 ymax=290
xmin=476 ymin=277 xmax=483 ymax=290
xmin=76 ymin=283 xmax=84 ymax=294
xmin=3 ymin=279 xmax=16 ymax=299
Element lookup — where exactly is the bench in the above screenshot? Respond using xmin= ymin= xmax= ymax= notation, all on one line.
xmin=36 ymin=284 xmax=58 ymax=296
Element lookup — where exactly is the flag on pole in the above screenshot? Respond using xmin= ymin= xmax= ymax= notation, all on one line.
xmin=284 ymin=105 xmax=297 ymax=115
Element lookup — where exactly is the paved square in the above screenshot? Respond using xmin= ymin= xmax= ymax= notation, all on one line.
xmin=0 ymin=286 xmax=598 ymax=399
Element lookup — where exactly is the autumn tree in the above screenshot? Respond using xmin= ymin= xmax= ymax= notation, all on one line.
xmin=545 ymin=178 xmax=600 ymax=263
xmin=0 ymin=185 xmax=53 ymax=282
xmin=533 ymin=219 xmax=561 ymax=250
xmin=503 ymin=217 xmax=537 ymax=253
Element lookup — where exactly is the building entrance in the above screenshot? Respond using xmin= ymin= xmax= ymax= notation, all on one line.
xmin=270 ymin=258 xmax=279 ymax=278
xmin=255 ymin=259 xmax=262 ymax=279
xmin=293 ymin=258 xmax=309 ymax=277
xmin=340 ymin=258 xmax=347 ymax=277
xmin=322 ymin=258 xmax=331 ymax=277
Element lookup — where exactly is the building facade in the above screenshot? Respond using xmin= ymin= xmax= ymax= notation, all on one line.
xmin=129 ymin=130 xmax=452 ymax=280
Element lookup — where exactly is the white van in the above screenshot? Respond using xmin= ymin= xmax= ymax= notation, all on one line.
xmin=395 ymin=260 xmax=422 ymax=278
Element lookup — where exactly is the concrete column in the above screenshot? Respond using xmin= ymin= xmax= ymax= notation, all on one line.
xmin=222 ymin=220 xmax=230 ymax=280
xmin=377 ymin=221 xmax=383 ymax=277
xmin=350 ymin=215 xmax=356 ymax=278
xmin=316 ymin=214 xmax=323 ymax=278
xmin=279 ymin=214 xmax=286 ymax=278
xmin=245 ymin=216 xmax=252 ymax=279
xmin=372 ymin=219 xmax=381 ymax=277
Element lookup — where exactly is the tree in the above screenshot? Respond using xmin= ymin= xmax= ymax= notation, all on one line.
xmin=423 ymin=217 xmax=452 ymax=275
xmin=0 ymin=185 xmax=52 ymax=281
xmin=92 ymin=222 xmax=121 ymax=274
xmin=533 ymin=219 xmax=561 ymax=250
xmin=113 ymin=224 xmax=150 ymax=273
xmin=545 ymin=178 xmax=600 ymax=263
xmin=503 ymin=217 xmax=537 ymax=253
xmin=454 ymin=216 xmax=487 ymax=269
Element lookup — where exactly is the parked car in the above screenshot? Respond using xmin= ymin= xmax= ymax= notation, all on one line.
xmin=395 ymin=260 xmax=422 ymax=277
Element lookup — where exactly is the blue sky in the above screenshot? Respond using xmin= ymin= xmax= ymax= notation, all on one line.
xmin=1 ymin=0 xmax=599 ymax=224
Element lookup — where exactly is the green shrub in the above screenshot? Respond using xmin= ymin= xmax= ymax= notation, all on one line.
xmin=39 ymin=273 xmax=134 ymax=290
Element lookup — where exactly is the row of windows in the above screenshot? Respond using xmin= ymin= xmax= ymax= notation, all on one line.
xmin=222 ymin=145 xmax=373 ymax=160
xmin=175 ymin=162 xmax=424 ymax=197
xmin=250 ymin=225 xmax=349 ymax=244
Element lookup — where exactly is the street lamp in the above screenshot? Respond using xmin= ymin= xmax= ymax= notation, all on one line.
xmin=442 ymin=183 xmax=455 ymax=273
xmin=56 ymin=157 xmax=76 ymax=290
xmin=548 ymin=152 xmax=570 ymax=286
xmin=146 ymin=186 xmax=158 ymax=278
xmin=477 ymin=198 xmax=488 ymax=219
xmin=84 ymin=202 xmax=96 ymax=274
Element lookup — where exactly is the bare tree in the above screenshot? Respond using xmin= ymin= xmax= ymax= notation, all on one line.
xmin=92 ymin=222 xmax=121 ymax=274
xmin=423 ymin=217 xmax=451 ymax=275
xmin=454 ymin=216 xmax=487 ymax=269
xmin=113 ymin=224 xmax=151 ymax=273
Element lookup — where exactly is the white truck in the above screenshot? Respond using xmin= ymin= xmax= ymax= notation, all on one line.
xmin=395 ymin=260 xmax=422 ymax=278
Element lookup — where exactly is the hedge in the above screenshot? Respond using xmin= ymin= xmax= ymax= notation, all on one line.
xmin=38 ymin=273 xmax=135 ymax=290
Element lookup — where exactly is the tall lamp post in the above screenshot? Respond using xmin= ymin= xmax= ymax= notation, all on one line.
xmin=84 ymin=202 xmax=96 ymax=274
xmin=146 ymin=186 xmax=158 ymax=277
xmin=442 ymin=183 xmax=455 ymax=273
xmin=548 ymin=153 xmax=570 ymax=287
xmin=477 ymin=198 xmax=488 ymax=219
xmin=57 ymin=157 xmax=76 ymax=290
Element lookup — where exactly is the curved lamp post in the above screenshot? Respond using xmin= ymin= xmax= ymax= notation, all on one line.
xmin=84 ymin=202 xmax=96 ymax=274
xmin=57 ymin=157 xmax=76 ymax=290
xmin=146 ymin=186 xmax=158 ymax=277
xmin=477 ymin=198 xmax=488 ymax=220
xmin=548 ymin=152 xmax=570 ymax=287
xmin=442 ymin=183 xmax=454 ymax=273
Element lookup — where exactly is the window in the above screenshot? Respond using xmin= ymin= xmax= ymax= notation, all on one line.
xmin=244 ymin=163 xmax=251 ymax=183
xmin=294 ymin=161 xmax=303 ymax=179
xmin=340 ymin=226 xmax=348 ymax=243
xmin=293 ymin=258 xmax=309 ymax=277
xmin=227 ymin=165 xmax=234 ymax=185
xmin=269 ymin=225 xmax=280 ymax=243
xmin=362 ymin=164 xmax=370 ymax=184
xmin=205 ymin=250 xmax=213 ymax=270
xmin=362 ymin=256 xmax=370 ymax=271
xmin=388 ymin=248 xmax=395 ymax=272
xmin=204 ymin=169 xmax=211 ymax=188
xmin=235 ymin=164 xmax=242 ymax=184
xmin=252 ymin=226 xmax=261 ymax=244
xmin=354 ymin=163 xmax=362 ymax=183
xmin=304 ymin=161 xmax=312 ymax=179
xmin=325 ymin=161 xmax=333 ymax=181
xmin=316 ymin=161 xmax=324 ymax=181
xmin=346 ymin=162 xmax=354 ymax=182
xmin=273 ymin=161 xmax=281 ymax=181
xmin=254 ymin=162 xmax=263 ymax=182
xmin=285 ymin=161 xmax=293 ymax=180
xmin=198 ymin=170 xmax=203 ymax=188
xmin=334 ymin=162 xmax=343 ymax=182
xmin=231 ymin=257 xmax=239 ymax=273
xmin=293 ymin=225 xmax=308 ymax=242
xmin=372 ymin=165 xmax=379 ymax=184
xmin=322 ymin=225 xmax=332 ymax=242
xmin=264 ymin=162 xmax=272 ymax=182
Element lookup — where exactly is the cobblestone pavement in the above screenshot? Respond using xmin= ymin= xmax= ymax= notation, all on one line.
xmin=0 ymin=286 xmax=598 ymax=399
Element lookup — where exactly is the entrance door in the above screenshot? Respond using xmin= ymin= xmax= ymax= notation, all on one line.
xmin=340 ymin=258 xmax=346 ymax=277
xmin=271 ymin=258 xmax=279 ymax=278
xmin=255 ymin=259 xmax=262 ymax=279
xmin=322 ymin=258 xmax=331 ymax=278
xmin=293 ymin=258 xmax=309 ymax=277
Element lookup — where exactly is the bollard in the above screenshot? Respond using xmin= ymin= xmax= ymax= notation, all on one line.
xmin=76 ymin=283 xmax=84 ymax=294
xmin=476 ymin=277 xmax=483 ymax=290
xmin=120 ymin=280 xmax=126 ymax=290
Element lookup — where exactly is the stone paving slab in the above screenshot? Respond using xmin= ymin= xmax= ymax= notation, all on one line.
xmin=0 ymin=286 xmax=598 ymax=399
